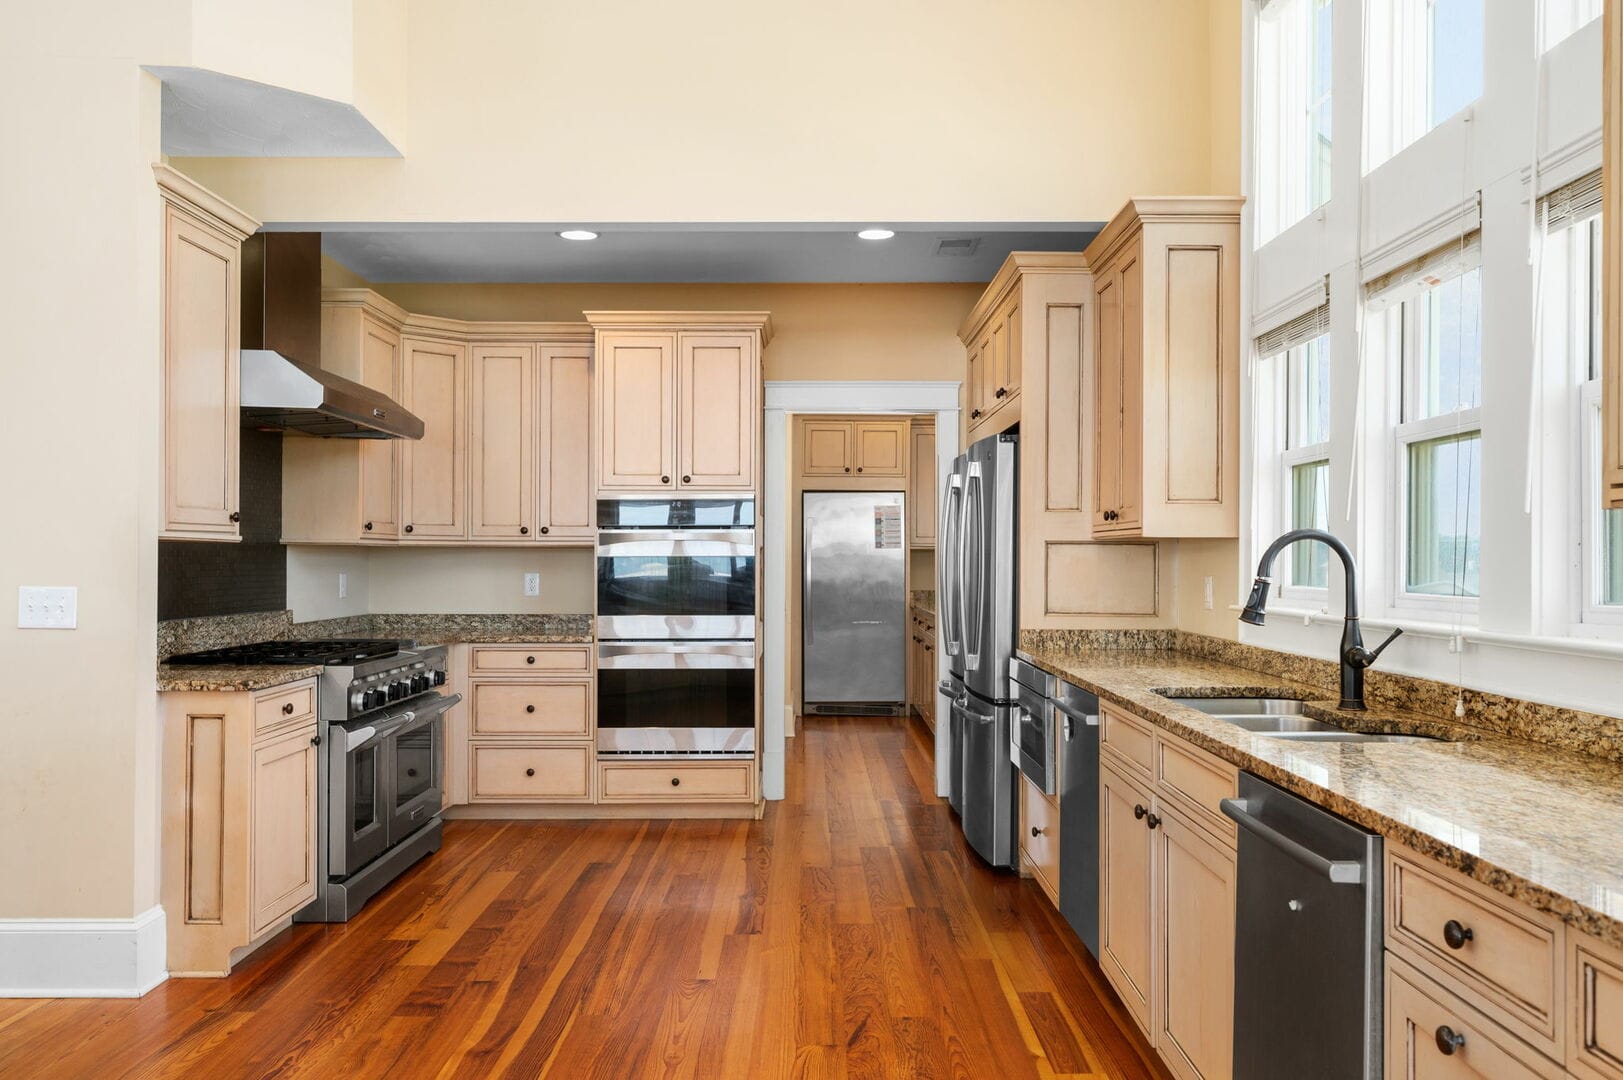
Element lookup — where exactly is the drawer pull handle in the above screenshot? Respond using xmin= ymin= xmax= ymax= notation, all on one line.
xmin=1434 ymin=1025 xmax=1466 ymax=1055
xmin=1442 ymin=920 xmax=1474 ymax=950
xmin=525 ymin=768 xmax=536 ymax=777
xmin=282 ymin=702 xmax=295 ymax=715
xmin=526 ymin=656 xmax=536 ymax=664
xmin=671 ymin=777 xmax=681 ymax=787
xmin=526 ymin=704 xmax=536 ymax=713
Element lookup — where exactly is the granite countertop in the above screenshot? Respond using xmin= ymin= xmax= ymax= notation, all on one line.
xmin=157 ymin=663 xmax=324 ymax=693
xmin=1018 ymin=642 xmax=1623 ymax=948
xmin=366 ymin=613 xmax=594 ymax=645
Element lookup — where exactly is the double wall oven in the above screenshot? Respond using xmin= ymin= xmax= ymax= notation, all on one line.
xmin=596 ymin=497 xmax=757 ymax=757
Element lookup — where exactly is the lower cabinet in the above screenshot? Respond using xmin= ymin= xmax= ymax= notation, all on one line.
xmin=599 ymin=761 xmax=755 ymax=802
xmin=470 ymin=744 xmax=593 ymax=802
xmin=461 ymin=643 xmax=596 ymax=805
xmin=1099 ymin=751 xmax=1157 ymax=1031
xmin=1019 ymin=773 xmax=1060 ymax=906
xmin=1386 ymin=955 xmax=1565 ymax=1080
xmin=161 ymin=678 xmax=320 ymax=976
xmin=1156 ymin=807 xmax=1237 ymax=1080
xmin=907 ymin=607 xmax=936 ymax=729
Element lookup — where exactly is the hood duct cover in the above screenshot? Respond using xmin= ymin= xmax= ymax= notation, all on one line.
xmin=238 ymin=232 xmax=422 ymax=440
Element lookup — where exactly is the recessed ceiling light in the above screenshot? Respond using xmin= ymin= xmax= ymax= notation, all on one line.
xmin=559 ymin=229 xmax=598 ymax=241
xmin=857 ymin=228 xmax=896 ymax=241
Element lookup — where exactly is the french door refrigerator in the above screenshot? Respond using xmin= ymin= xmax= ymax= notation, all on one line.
xmin=941 ymin=432 xmax=1019 ymax=868
xmin=802 ymin=490 xmax=907 ymax=714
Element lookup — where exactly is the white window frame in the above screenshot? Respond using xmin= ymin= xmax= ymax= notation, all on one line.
xmin=1281 ymin=339 xmax=1332 ymax=597
xmin=1253 ymin=0 xmax=1334 ymax=246
xmin=1544 ymin=0 xmax=1601 ymax=50
xmin=1363 ymin=0 xmax=1483 ymax=173
xmin=1577 ymin=380 xmax=1623 ymax=627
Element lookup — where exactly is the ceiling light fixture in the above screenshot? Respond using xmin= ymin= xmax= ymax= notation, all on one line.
xmin=559 ymin=229 xmax=599 ymax=241
xmin=857 ymin=228 xmax=896 ymax=240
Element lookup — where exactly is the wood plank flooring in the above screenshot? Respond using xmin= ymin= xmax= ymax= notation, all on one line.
xmin=0 ymin=715 xmax=1167 ymax=1079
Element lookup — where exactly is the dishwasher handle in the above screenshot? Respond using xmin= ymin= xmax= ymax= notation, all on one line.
xmin=1220 ymin=797 xmax=1365 ymax=885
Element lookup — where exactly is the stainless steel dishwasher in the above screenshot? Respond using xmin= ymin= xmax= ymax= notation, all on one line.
xmin=1222 ymin=772 xmax=1383 ymax=1080
xmin=1052 ymin=678 xmax=1100 ymax=960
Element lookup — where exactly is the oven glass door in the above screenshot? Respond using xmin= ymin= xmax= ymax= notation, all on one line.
xmin=597 ymin=643 xmax=755 ymax=731
xmin=333 ymin=736 xmax=388 ymax=876
xmin=596 ymin=546 xmax=756 ymax=618
xmin=385 ymin=715 xmax=442 ymax=844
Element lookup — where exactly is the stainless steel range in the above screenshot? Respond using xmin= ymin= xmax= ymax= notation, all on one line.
xmin=163 ymin=638 xmax=461 ymax=921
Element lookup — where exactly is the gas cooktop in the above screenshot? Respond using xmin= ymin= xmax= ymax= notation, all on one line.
xmin=164 ymin=639 xmax=408 ymax=667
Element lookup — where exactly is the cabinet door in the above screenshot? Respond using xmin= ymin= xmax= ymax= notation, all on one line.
xmin=976 ymin=330 xmax=998 ymax=426
xmin=1156 ymin=811 xmax=1236 ymax=1080
xmin=1094 ymin=269 xmax=1124 ymax=528
xmin=1099 ymin=754 xmax=1156 ymax=1032
xmin=678 ymin=333 xmax=755 ymax=489
xmin=401 ymin=338 xmax=468 ymax=539
xmin=470 ymin=344 xmax=534 ymax=539
xmin=357 ymin=315 xmax=401 ymax=539
xmin=598 ymin=332 xmax=676 ymax=489
xmin=999 ymin=300 xmax=1022 ymax=401
xmin=909 ymin=424 xmax=937 ymax=546
xmin=250 ymin=727 xmax=318 ymax=935
xmin=539 ymin=345 xmax=594 ymax=540
xmin=802 ymin=420 xmax=854 ymax=475
xmin=162 ymin=206 xmax=241 ymax=538
xmin=1116 ymin=254 xmax=1144 ymax=531
xmin=854 ymin=420 xmax=908 ymax=476
xmin=966 ymin=340 xmax=985 ymax=424
xmin=1385 ymin=959 xmax=1562 ymax=1080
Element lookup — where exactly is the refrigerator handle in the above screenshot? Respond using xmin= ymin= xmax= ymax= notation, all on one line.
xmin=941 ymin=473 xmax=964 ymax=657
xmin=802 ymin=516 xmax=814 ymax=645
xmin=962 ymin=462 xmax=983 ymax=674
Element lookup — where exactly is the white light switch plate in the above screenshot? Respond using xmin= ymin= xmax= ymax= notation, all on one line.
xmin=523 ymin=573 xmax=541 ymax=597
xmin=338 ymin=572 xmax=348 ymax=600
xmin=19 ymin=586 xmax=77 ymax=629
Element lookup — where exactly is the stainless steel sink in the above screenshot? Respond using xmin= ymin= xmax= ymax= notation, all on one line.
xmin=1159 ymin=694 xmax=1444 ymax=743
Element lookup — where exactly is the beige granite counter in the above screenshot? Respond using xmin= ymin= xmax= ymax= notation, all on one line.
xmin=1017 ymin=641 xmax=1623 ymax=948
xmin=157 ymin=663 xmax=323 ymax=693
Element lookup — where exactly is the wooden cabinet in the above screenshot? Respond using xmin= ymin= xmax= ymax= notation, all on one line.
xmin=469 ymin=344 xmax=535 ymax=539
xmin=963 ymin=290 xmax=1023 ymax=435
xmin=471 ymin=744 xmax=594 ymax=802
xmin=400 ymin=336 xmax=468 ymax=539
xmin=1019 ymin=774 xmax=1060 ymax=906
xmin=461 ymin=644 xmax=596 ymax=806
xmin=160 ymin=678 xmax=319 ymax=976
xmin=802 ymin=420 xmax=855 ymax=475
xmin=598 ymin=761 xmax=755 ymax=802
xmin=854 ymin=419 xmax=908 ymax=476
xmin=909 ymin=421 xmax=937 ymax=546
xmin=538 ymin=345 xmax=594 ymax=540
xmin=590 ymin=315 xmax=769 ymax=495
xmin=156 ymin=166 xmax=258 ymax=541
xmin=1386 ymin=956 xmax=1565 ymax=1080
xmin=796 ymin=419 xmax=910 ymax=479
xmin=1156 ymin=807 xmax=1237 ymax=1080
xmin=907 ymin=606 xmax=936 ymax=730
xmin=1570 ymin=933 xmax=1623 ymax=1080
xmin=1085 ymin=198 xmax=1241 ymax=539
xmin=1099 ymin=750 xmax=1157 ymax=1032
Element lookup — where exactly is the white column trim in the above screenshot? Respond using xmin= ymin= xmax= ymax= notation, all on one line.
xmin=0 ymin=905 xmax=167 ymax=997
xmin=761 ymin=380 xmax=962 ymax=800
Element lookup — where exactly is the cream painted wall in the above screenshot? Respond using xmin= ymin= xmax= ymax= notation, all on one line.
xmin=287 ymin=546 xmax=593 ymax=621
xmin=174 ymin=0 xmax=1240 ymax=224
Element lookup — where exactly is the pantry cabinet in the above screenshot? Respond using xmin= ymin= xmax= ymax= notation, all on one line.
xmin=589 ymin=314 xmax=770 ymax=494
xmin=400 ymin=336 xmax=468 ymax=539
xmin=155 ymin=166 xmax=259 ymax=541
xmin=1086 ymin=198 xmax=1242 ymax=539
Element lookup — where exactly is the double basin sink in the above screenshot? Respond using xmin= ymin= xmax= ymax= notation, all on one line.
xmin=1159 ymin=696 xmax=1444 ymax=744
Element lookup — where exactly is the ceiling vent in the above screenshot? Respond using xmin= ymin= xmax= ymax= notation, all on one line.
xmin=934 ymin=237 xmax=980 ymax=258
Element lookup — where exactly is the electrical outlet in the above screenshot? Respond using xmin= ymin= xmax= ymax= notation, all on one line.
xmin=338 ymin=572 xmax=348 ymax=600
xmin=1203 ymin=576 xmax=1214 ymax=610
xmin=523 ymin=572 xmax=541 ymax=597
xmin=18 ymin=586 xmax=77 ymax=629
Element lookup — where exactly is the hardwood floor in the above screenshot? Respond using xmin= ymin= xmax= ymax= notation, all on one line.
xmin=0 ymin=715 xmax=1166 ymax=1079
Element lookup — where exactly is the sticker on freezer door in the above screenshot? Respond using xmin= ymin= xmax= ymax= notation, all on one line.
xmin=874 ymin=505 xmax=903 ymax=549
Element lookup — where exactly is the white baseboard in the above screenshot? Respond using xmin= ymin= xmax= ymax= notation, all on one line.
xmin=0 ymin=905 xmax=168 ymax=997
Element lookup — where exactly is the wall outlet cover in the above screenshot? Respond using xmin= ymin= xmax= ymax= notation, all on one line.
xmin=523 ymin=572 xmax=541 ymax=597
xmin=18 ymin=586 xmax=77 ymax=629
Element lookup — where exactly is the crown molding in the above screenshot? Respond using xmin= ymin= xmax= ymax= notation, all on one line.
xmin=958 ymin=251 xmax=1090 ymax=342
xmin=585 ymin=310 xmax=775 ymax=346
xmin=153 ymin=163 xmax=259 ymax=240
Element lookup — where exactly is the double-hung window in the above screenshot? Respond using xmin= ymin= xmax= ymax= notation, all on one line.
xmin=1364 ymin=0 xmax=1484 ymax=170
xmin=1372 ymin=243 xmax=1483 ymax=604
xmin=1544 ymin=0 xmax=1601 ymax=50
xmin=1256 ymin=307 xmax=1332 ymax=591
xmin=1253 ymin=0 xmax=1333 ymax=245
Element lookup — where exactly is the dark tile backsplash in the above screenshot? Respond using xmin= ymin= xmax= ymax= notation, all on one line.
xmin=158 ymin=427 xmax=287 ymax=619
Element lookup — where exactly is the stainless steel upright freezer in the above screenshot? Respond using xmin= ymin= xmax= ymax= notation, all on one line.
xmin=802 ymin=490 xmax=907 ymax=713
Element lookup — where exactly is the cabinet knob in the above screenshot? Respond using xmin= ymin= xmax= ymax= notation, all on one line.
xmin=661 ymin=475 xmax=671 ymax=484
xmin=228 ymin=511 xmax=241 ymax=523
xmin=526 ymin=655 xmax=536 ymax=664
xmin=310 ymin=734 xmax=321 ymax=746
xmin=1030 ymin=826 xmax=1045 ymax=838
xmin=404 ymin=524 xmax=414 ymax=533
xmin=540 ymin=526 xmax=549 ymax=534
xmin=525 ymin=768 xmax=536 ymax=777
xmin=520 ymin=526 xmax=529 ymax=535
xmin=971 ymin=409 xmax=982 ymax=419
xmin=407 ymin=768 xmax=418 ymax=778
xmin=1145 ymin=812 xmax=1162 ymax=830
xmin=670 ymin=776 xmax=681 ymax=787
xmin=526 ymin=704 xmax=536 ymax=713
xmin=1434 ymin=1026 xmax=1466 ymax=1056
xmin=925 ymin=645 xmax=933 ymax=653
xmin=282 ymin=702 xmax=295 ymax=715
xmin=1442 ymin=920 xmax=1474 ymax=950
xmin=1133 ymin=804 xmax=1148 ymax=820
xmin=857 ymin=466 xmax=864 ymax=473
xmin=995 ymin=387 xmax=1008 ymax=399
xmin=682 ymin=475 xmax=692 ymax=484
xmin=364 ymin=521 xmax=374 ymax=531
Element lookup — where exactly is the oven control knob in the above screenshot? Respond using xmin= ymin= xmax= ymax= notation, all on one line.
xmin=388 ymin=681 xmax=407 ymax=701
xmin=431 ymin=669 xmax=447 ymax=687
xmin=410 ymin=673 xmax=429 ymax=693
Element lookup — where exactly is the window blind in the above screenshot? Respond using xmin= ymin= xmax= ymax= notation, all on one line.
xmin=1363 ymin=231 xmax=1482 ymax=313
xmin=1539 ymin=168 xmax=1602 ymax=232
xmin=1254 ymin=303 xmax=1330 ymax=359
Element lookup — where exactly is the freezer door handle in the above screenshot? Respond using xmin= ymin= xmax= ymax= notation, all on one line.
xmin=1220 ymin=798 xmax=1364 ymax=884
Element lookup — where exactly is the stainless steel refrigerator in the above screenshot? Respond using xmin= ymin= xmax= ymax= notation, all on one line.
xmin=802 ymin=490 xmax=907 ymax=714
xmin=940 ymin=432 xmax=1019 ymax=868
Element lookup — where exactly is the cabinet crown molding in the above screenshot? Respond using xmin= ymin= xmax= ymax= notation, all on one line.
xmin=153 ymin=163 xmax=260 ymax=240
xmin=958 ymin=251 xmax=1090 ymax=343
xmin=321 ymin=289 xmax=595 ymax=344
xmin=1083 ymin=195 xmax=1245 ymax=271
xmin=584 ymin=310 xmax=774 ymax=347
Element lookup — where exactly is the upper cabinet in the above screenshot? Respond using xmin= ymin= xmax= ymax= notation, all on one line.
xmin=909 ymin=420 xmax=937 ymax=548
xmin=400 ymin=336 xmax=469 ymax=540
xmin=155 ymin=166 xmax=259 ymax=542
xmin=469 ymin=343 xmax=535 ymax=539
xmin=962 ymin=286 xmax=1023 ymax=435
xmin=589 ymin=313 xmax=770 ymax=494
xmin=537 ymin=345 xmax=594 ymax=540
xmin=1087 ymin=198 xmax=1242 ymax=539
xmin=796 ymin=419 xmax=910 ymax=479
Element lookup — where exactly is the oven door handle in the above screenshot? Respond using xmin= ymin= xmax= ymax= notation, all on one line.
xmin=597 ymin=643 xmax=756 ymax=669
xmin=343 ymin=693 xmax=461 ymax=752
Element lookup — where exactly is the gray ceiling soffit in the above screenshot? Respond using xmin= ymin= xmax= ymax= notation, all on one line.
xmin=147 ymin=66 xmax=401 ymax=158
xmin=309 ymin=224 xmax=1101 ymax=284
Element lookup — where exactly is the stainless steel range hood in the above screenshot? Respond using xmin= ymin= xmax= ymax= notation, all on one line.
xmin=239 ymin=232 xmax=422 ymax=440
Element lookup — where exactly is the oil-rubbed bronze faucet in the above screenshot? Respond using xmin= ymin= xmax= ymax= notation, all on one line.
xmin=1240 ymin=528 xmax=1403 ymax=710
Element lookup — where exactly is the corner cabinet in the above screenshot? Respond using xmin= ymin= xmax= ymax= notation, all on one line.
xmin=1086 ymin=198 xmax=1242 ymax=539
xmin=155 ymin=166 xmax=259 ymax=541
xmin=589 ymin=313 xmax=771 ymax=494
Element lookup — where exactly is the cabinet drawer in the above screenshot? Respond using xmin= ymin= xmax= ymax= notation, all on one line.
xmin=1154 ymin=736 xmax=1237 ymax=845
xmin=470 ymin=681 xmax=591 ymax=738
xmin=1020 ymin=774 xmax=1060 ymax=905
xmin=598 ymin=762 xmax=754 ymax=803
xmin=1388 ymin=848 xmax=1565 ymax=1056
xmin=1385 ymin=957 xmax=1564 ymax=1080
xmin=253 ymin=682 xmax=316 ymax=736
xmin=469 ymin=744 xmax=593 ymax=802
xmin=1571 ymin=935 xmax=1623 ymax=1080
xmin=470 ymin=645 xmax=591 ymax=676
xmin=1101 ymin=704 xmax=1154 ymax=776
